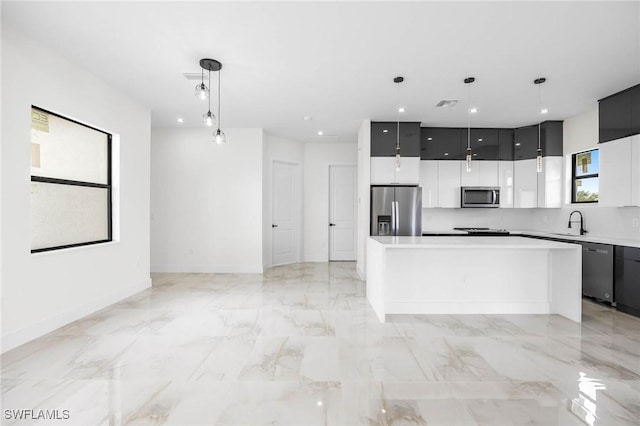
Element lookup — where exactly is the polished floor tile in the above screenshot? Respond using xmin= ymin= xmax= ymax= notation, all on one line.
xmin=2 ymin=262 xmax=640 ymax=425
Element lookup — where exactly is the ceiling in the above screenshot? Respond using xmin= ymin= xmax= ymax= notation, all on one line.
xmin=3 ymin=1 xmax=639 ymax=144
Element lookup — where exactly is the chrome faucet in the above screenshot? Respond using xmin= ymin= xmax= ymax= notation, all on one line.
xmin=568 ymin=210 xmax=587 ymax=235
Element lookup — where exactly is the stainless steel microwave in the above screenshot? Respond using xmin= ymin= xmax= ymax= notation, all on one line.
xmin=461 ymin=187 xmax=500 ymax=208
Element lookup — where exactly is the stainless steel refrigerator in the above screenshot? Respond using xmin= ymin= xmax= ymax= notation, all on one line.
xmin=370 ymin=186 xmax=422 ymax=236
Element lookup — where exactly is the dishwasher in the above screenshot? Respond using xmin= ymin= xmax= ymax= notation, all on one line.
xmin=581 ymin=242 xmax=614 ymax=302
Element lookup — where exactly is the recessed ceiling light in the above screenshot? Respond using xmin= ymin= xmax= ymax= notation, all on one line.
xmin=540 ymin=108 xmax=550 ymax=114
xmin=304 ymin=115 xmax=312 ymax=121
xmin=177 ymin=117 xmax=184 ymax=123
xmin=398 ymin=107 xmax=406 ymax=113
xmin=383 ymin=129 xmax=389 ymax=133
xmin=427 ymin=137 xmax=433 ymax=141
xmin=469 ymin=107 xmax=478 ymax=114
xmin=436 ymin=100 xmax=458 ymax=108
xmin=317 ymin=131 xmax=323 ymax=136
xmin=515 ymin=143 xmax=521 ymax=146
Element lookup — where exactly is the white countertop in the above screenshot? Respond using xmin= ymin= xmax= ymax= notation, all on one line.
xmin=512 ymin=230 xmax=640 ymax=248
xmin=370 ymin=235 xmax=579 ymax=249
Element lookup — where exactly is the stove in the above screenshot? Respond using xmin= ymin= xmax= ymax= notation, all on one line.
xmin=453 ymin=227 xmax=511 ymax=236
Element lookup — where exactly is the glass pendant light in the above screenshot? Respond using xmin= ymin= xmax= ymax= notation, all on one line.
xmin=202 ymin=65 xmax=215 ymax=126
xmin=195 ymin=67 xmax=209 ymax=100
xmin=464 ymin=77 xmax=475 ymax=172
xmin=214 ymin=64 xmax=226 ymax=144
xmin=534 ymin=77 xmax=546 ymax=173
xmin=394 ymin=76 xmax=404 ymax=171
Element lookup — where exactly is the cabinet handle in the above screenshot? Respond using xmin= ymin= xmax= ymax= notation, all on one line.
xmin=272 ymin=224 xmax=278 ymax=228
xmin=329 ymin=223 xmax=336 ymax=227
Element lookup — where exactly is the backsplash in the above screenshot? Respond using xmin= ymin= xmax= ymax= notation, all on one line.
xmin=422 ymin=206 xmax=640 ymax=241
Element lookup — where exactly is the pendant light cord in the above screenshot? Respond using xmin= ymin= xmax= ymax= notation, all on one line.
xmin=218 ymin=68 xmax=222 ymax=129
xmin=208 ymin=68 xmax=212 ymax=113
xmin=467 ymin=83 xmax=471 ymax=150
xmin=396 ymin=82 xmax=400 ymax=150
xmin=537 ymin=83 xmax=542 ymax=150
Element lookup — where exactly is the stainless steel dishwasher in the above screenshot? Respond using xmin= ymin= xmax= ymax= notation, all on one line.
xmin=581 ymin=242 xmax=614 ymax=302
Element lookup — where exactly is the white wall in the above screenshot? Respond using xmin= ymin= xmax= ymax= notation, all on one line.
xmin=356 ymin=120 xmax=371 ymax=279
xmin=422 ymin=208 xmax=535 ymax=231
xmin=563 ymin=106 xmax=599 ymax=155
xmin=303 ymin=142 xmax=358 ymax=262
xmin=1 ymin=25 xmax=151 ymax=352
xmin=150 ymin=127 xmax=264 ymax=273
xmin=263 ymin=134 xmax=304 ymax=267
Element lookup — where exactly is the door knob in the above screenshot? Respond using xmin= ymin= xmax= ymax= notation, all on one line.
xmin=272 ymin=224 xmax=278 ymax=228
xmin=329 ymin=223 xmax=336 ymax=226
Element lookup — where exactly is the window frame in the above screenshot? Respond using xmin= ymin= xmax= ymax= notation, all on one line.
xmin=571 ymin=148 xmax=599 ymax=204
xmin=30 ymin=106 xmax=113 ymax=253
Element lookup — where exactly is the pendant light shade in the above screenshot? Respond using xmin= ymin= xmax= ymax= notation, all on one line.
xmin=534 ymin=77 xmax=546 ymax=173
xmin=394 ymin=76 xmax=404 ymax=171
xmin=195 ymin=68 xmax=209 ymax=99
xmin=464 ymin=77 xmax=475 ymax=173
xmin=215 ymin=128 xmax=226 ymax=144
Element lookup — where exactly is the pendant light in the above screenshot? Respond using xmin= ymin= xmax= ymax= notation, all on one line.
xmin=214 ymin=66 xmax=226 ymax=144
xmin=394 ymin=76 xmax=404 ymax=171
xmin=198 ymin=58 xmax=222 ymax=128
xmin=464 ymin=77 xmax=475 ymax=173
xmin=534 ymin=77 xmax=547 ymax=173
xmin=195 ymin=67 xmax=209 ymax=100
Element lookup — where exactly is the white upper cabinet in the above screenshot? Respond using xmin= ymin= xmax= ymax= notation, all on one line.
xmin=514 ymin=159 xmax=538 ymax=208
xmin=419 ymin=160 xmax=439 ymax=208
xmin=499 ymin=161 xmax=514 ymax=208
xmin=537 ymin=157 xmax=563 ymax=208
xmin=370 ymin=157 xmax=420 ymax=185
xmin=438 ymin=161 xmax=461 ymax=208
xmin=599 ymin=135 xmax=640 ymax=207
xmin=461 ymin=160 xmax=499 ymax=187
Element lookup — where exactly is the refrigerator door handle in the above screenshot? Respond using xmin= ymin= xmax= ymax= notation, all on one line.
xmin=391 ymin=201 xmax=396 ymax=235
xmin=394 ymin=201 xmax=400 ymax=235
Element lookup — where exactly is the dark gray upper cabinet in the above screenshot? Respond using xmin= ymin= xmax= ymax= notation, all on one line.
xmin=541 ymin=121 xmax=563 ymax=156
xmin=599 ymin=85 xmax=638 ymax=143
xmin=371 ymin=122 xmax=420 ymax=157
xmin=632 ymin=85 xmax=640 ymax=136
xmin=468 ymin=128 xmax=499 ymax=160
xmin=514 ymin=125 xmax=539 ymax=160
xmin=420 ymin=127 xmax=463 ymax=160
xmin=498 ymin=129 xmax=514 ymax=160
xmin=514 ymin=121 xmax=562 ymax=160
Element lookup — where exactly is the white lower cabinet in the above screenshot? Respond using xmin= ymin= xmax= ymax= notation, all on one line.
xmin=514 ymin=159 xmax=538 ymax=208
xmin=438 ymin=161 xmax=461 ymax=208
xmin=370 ymin=157 xmax=420 ymax=184
xmin=599 ymin=135 xmax=640 ymax=207
xmin=537 ymin=157 xmax=563 ymax=208
xmin=498 ymin=161 xmax=514 ymax=208
xmin=419 ymin=160 xmax=439 ymax=208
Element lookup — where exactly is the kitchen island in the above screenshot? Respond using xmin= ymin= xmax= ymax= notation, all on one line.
xmin=367 ymin=236 xmax=582 ymax=322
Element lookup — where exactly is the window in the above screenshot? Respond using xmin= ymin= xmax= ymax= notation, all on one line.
xmin=572 ymin=148 xmax=599 ymax=203
xmin=30 ymin=106 xmax=112 ymax=252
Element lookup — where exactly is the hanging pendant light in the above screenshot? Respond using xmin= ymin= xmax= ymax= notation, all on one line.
xmin=464 ymin=77 xmax=475 ymax=173
xmin=534 ymin=77 xmax=547 ymax=173
xmin=214 ymin=64 xmax=226 ymax=144
xmin=195 ymin=67 xmax=209 ymax=100
xmin=394 ymin=76 xmax=404 ymax=171
xmin=197 ymin=59 xmax=222 ymax=128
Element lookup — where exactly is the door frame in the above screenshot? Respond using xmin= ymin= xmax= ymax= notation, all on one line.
xmin=271 ymin=160 xmax=302 ymax=266
xmin=328 ymin=164 xmax=357 ymax=261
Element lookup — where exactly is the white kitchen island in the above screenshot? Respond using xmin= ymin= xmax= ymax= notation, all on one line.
xmin=367 ymin=236 xmax=582 ymax=323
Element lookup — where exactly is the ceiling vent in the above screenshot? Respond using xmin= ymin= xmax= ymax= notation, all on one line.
xmin=436 ymin=100 xmax=458 ymax=108
xmin=183 ymin=73 xmax=203 ymax=81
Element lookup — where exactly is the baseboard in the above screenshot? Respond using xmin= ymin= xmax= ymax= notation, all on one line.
xmin=151 ymin=264 xmax=264 ymax=273
xmin=1 ymin=277 xmax=151 ymax=354
xmin=303 ymin=255 xmax=328 ymax=263
xmin=356 ymin=262 xmax=366 ymax=280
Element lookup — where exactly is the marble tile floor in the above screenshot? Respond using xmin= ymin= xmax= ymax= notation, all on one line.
xmin=2 ymin=262 xmax=640 ymax=425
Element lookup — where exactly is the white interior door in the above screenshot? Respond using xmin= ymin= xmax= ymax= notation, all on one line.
xmin=272 ymin=161 xmax=297 ymax=266
xmin=329 ymin=165 xmax=357 ymax=261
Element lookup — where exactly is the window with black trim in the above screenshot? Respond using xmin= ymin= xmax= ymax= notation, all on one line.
xmin=572 ymin=148 xmax=599 ymax=203
xmin=30 ymin=106 xmax=112 ymax=253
